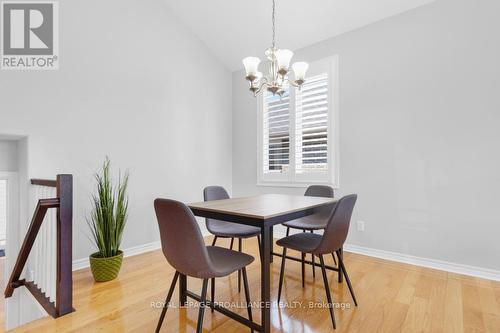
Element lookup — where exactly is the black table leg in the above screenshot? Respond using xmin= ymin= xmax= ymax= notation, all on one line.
xmin=261 ymin=225 xmax=271 ymax=333
xmin=269 ymin=226 xmax=274 ymax=263
xmin=179 ymin=273 xmax=187 ymax=306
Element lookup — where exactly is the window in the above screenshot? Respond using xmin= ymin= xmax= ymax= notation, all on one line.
xmin=263 ymin=81 xmax=290 ymax=174
xmin=257 ymin=56 xmax=339 ymax=187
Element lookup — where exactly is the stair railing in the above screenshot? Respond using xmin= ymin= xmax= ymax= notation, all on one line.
xmin=4 ymin=174 xmax=74 ymax=318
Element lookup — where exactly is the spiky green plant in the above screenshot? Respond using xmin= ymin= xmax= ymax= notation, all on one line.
xmin=88 ymin=158 xmax=129 ymax=258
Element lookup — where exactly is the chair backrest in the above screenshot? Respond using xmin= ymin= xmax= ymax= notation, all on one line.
xmin=305 ymin=185 xmax=334 ymax=198
xmin=314 ymin=194 xmax=357 ymax=254
xmin=305 ymin=185 xmax=335 ymax=216
xmin=154 ymin=198 xmax=213 ymax=278
xmin=203 ymin=186 xmax=230 ymax=231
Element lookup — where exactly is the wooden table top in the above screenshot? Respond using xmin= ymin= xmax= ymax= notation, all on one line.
xmin=188 ymin=194 xmax=337 ymax=221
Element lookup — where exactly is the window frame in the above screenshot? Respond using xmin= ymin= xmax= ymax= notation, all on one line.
xmin=257 ymin=55 xmax=340 ymax=188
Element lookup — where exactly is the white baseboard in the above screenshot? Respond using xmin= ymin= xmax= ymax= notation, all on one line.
xmin=343 ymin=244 xmax=500 ymax=282
xmin=72 ymin=241 xmax=161 ymax=271
xmin=274 ymin=227 xmax=500 ymax=281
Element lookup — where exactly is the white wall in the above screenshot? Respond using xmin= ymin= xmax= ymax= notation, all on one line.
xmin=0 ymin=141 xmax=18 ymax=172
xmin=0 ymin=140 xmax=18 ymax=243
xmin=0 ymin=0 xmax=233 ymax=262
xmin=232 ymin=0 xmax=500 ymax=271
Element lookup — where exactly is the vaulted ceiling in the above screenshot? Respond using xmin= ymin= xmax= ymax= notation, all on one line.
xmin=163 ymin=0 xmax=436 ymax=71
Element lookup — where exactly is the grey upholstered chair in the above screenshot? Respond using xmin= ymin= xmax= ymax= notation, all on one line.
xmin=154 ymin=198 xmax=255 ymax=333
xmin=282 ymin=185 xmax=335 ymax=283
xmin=283 ymin=185 xmax=334 ymax=233
xmin=276 ymin=194 xmax=358 ymax=330
xmin=204 ymin=186 xmax=261 ymax=293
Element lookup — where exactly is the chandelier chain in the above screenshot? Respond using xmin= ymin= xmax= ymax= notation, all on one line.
xmin=272 ymin=0 xmax=276 ymax=48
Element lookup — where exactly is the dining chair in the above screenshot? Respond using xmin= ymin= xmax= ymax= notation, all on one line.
xmin=276 ymin=194 xmax=358 ymax=330
xmin=154 ymin=198 xmax=255 ymax=333
xmin=204 ymin=186 xmax=262 ymax=294
xmin=282 ymin=185 xmax=335 ymax=284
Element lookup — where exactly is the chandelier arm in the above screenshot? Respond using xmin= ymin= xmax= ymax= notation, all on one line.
xmin=250 ymin=76 xmax=268 ymax=90
xmin=253 ymin=81 xmax=269 ymax=97
xmin=258 ymin=81 xmax=269 ymax=92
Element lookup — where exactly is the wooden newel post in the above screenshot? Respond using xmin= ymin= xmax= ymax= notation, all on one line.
xmin=56 ymin=174 xmax=74 ymax=316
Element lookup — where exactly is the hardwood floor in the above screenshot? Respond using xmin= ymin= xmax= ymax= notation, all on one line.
xmin=8 ymin=237 xmax=500 ymax=332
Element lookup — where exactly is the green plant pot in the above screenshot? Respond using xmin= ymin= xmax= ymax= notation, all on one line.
xmin=89 ymin=251 xmax=124 ymax=282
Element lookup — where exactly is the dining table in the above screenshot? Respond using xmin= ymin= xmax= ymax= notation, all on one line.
xmin=188 ymin=194 xmax=338 ymax=333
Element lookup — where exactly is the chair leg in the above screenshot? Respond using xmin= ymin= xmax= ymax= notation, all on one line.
xmin=211 ymin=236 xmax=218 ymax=246
xmin=230 ymin=238 xmax=234 ymax=250
xmin=286 ymin=227 xmax=290 ymax=236
xmin=331 ymin=252 xmax=337 ymax=266
xmin=301 ymin=252 xmax=306 ymax=288
xmin=310 ymin=230 xmax=316 ymax=278
xmin=196 ymin=279 xmax=209 ymax=333
xmin=319 ymin=255 xmax=336 ymax=329
xmin=211 ymin=278 xmax=215 ymax=313
xmin=238 ymin=238 xmax=242 ymax=293
xmin=338 ymin=247 xmax=343 ymax=283
xmin=312 ymin=253 xmax=316 ymax=278
xmin=257 ymin=235 xmax=262 ymax=261
xmin=336 ymin=250 xmax=358 ymax=306
xmin=241 ymin=267 xmax=254 ymax=333
xmin=277 ymin=247 xmax=287 ymax=303
xmin=155 ymin=271 xmax=180 ymax=333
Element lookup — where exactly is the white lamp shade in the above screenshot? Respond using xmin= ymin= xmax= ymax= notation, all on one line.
xmin=276 ymin=49 xmax=294 ymax=70
xmin=292 ymin=62 xmax=309 ymax=81
xmin=243 ymin=57 xmax=261 ymax=76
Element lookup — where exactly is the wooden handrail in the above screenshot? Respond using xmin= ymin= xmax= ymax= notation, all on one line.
xmin=4 ymin=198 xmax=59 ymax=297
xmin=31 ymin=179 xmax=57 ymax=187
xmin=5 ymin=174 xmax=74 ymax=318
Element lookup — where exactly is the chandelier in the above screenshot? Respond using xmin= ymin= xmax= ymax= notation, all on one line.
xmin=242 ymin=0 xmax=309 ymax=97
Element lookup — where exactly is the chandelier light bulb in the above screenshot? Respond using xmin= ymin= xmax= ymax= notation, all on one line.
xmin=276 ymin=49 xmax=294 ymax=72
xmin=292 ymin=62 xmax=309 ymax=84
xmin=243 ymin=57 xmax=261 ymax=80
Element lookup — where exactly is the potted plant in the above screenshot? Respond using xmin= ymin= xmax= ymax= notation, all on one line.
xmin=88 ymin=158 xmax=129 ymax=282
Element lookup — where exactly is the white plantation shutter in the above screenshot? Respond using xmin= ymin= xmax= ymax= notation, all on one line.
xmin=295 ymin=73 xmax=329 ymax=176
xmin=263 ymin=83 xmax=290 ymax=174
xmin=258 ymin=56 xmax=338 ymax=186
